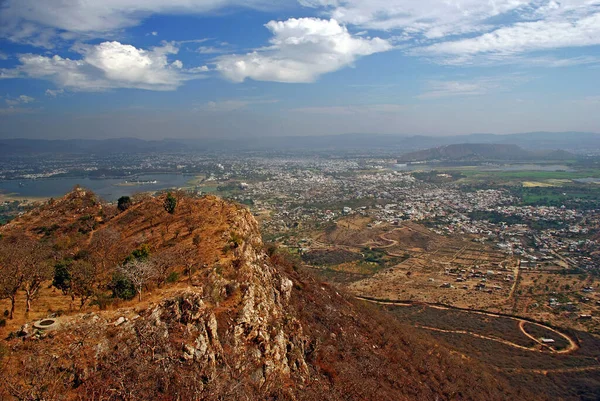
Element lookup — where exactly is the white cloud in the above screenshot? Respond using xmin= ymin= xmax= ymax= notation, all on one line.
xmin=197 ymin=46 xmax=230 ymax=54
xmin=5 ymin=95 xmax=35 ymax=106
xmin=301 ymin=1 xmax=600 ymax=64
xmin=523 ymin=56 xmax=600 ymax=68
xmin=300 ymin=0 xmax=530 ymax=36
xmin=216 ymin=18 xmax=392 ymax=83
xmin=1 ymin=41 xmax=206 ymax=91
xmin=188 ymin=65 xmax=210 ymax=73
xmin=421 ymin=12 xmax=600 ymax=60
xmin=0 ymin=106 xmax=36 ymax=115
xmin=418 ymin=81 xmax=493 ymax=99
xmin=194 ymin=99 xmax=279 ymax=112
xmin=292 ymin=103 xmax=406 ymax=114
xmin=45 ymin=88 xmax=65 ymax=97
xmin=0 ymin=0 xmax=282 ymax=46
xmin=417 ymin=76 xmax=527 ymax=99
xmin=0 ymin=52 xmax=8 ymax=60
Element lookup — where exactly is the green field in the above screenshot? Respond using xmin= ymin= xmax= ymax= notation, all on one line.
xmin=457 ymin=168 xmax=600 ymax=182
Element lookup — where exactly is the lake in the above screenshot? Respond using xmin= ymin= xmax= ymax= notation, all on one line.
xmin=0 ymin=174 xmax=193 ymax=201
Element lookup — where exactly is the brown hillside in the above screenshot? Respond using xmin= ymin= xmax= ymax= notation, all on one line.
xmin=0 ymin=190 xmax=541 ymax=400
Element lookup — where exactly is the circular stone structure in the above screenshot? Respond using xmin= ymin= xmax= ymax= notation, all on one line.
xmin=33 ymin=318 xmax=60 ymax=331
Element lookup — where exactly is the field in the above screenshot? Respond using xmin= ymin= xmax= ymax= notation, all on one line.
xmin=303 ymin=217 xmax=518 ymax=310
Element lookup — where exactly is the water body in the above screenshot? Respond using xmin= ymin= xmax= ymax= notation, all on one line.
xmin=393 ymin=164 xmax=433 ymax=171
xmin=574 ymin=177 xmax=600 ymax=184
xmin=0 ymin=174 xmax=192 ymax=201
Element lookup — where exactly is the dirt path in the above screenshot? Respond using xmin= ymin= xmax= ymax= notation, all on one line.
xmin=415 ymin=325 xmax=539 ymax=351
xmin=518 ymin=320 xmax=577 ymax=354
xmin=356 ymin=296 xmax=579 ymax=355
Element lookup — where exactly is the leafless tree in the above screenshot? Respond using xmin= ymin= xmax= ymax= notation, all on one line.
xmin=151 ymin=251 xmax=176 ymax=287
xmin=89 ymin=228 xmax=123 ymax=274
xmin=117 ymin=259 xmax=158 ymax=301
xmin=176 ymin=245 xmax=200 ymax=286
xmin=0 ymin=240 xmax=24 ymax=319
xmin=71 ymin=260 xmax=98 ymax=309
xmin=0 ymin=235 xmax=53 ymax=316
xmin=21 ymin=248 xmax=53 ymax=313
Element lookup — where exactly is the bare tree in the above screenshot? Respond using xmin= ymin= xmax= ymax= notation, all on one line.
xmin=151 ymin=251 xmax=176 ymax=287
xmin=0 ymin=236 xmax=53 ymax=316
xmin=89 ymin=228 xmax=123 ymax=274
xmin=176 ymin=245 xmax=200 ymax=286
xmin=22 ymin=242 xmax=53 ymax=313
xmin=71 ymin=260 xmax=98 ymax=309
xmin=117 ymin=259 xmax=158 ymax=301
xmin=0 ymin=240 xmax=24 ymax=319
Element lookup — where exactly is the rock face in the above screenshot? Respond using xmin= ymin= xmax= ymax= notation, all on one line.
xmin=86 ymin=203 xmax=312 ymax=394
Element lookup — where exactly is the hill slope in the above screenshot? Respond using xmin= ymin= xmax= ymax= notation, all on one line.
xmin=397 ymin=143 xmax=574 ymax=162
xmin=0 ymin=191 xmax=539 ymax=400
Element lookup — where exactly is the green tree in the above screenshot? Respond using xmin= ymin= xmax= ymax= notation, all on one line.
xmin=117 ymin=196 xmax=132 ymax=212
xmin=52 ymin=260 xmax=72 ymax=296
xmin=109 ymin=273 xmax=136 ymax=300
xmin=163 ymin=192 xmax=177 ymax=215
xmin=124 ymin=244 xmax=151 ymax=264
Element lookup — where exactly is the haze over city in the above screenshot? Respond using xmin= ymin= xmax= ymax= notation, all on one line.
xmin=1 ymin=0 xmax=599 ymax=139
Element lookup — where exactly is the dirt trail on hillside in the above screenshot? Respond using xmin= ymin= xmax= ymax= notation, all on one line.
xmin=356 ymin=296 xmax=579 ymax=355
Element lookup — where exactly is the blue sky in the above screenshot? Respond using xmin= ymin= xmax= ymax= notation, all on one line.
xmin=0 ymin=0 xmax=599 ymax=139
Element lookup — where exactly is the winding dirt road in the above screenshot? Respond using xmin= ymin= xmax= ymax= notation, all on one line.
xmin=356 ymin=296 xmax=579 ymax=354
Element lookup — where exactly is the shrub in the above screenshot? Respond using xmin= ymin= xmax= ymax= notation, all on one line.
xmin=166 ymin=271 xmax=179 ymax=283
xmin=91 ymin=293 xmax=114 ymax=311
xmin=163 ymin=192 xmax=177 ymax=214
xmin=117 ymin=196 xmax=132 ymax=212
xmin=109 ymin=274 xmax=136 ymax=300
xmin=124 ymin=244 xmax=151 ymax=264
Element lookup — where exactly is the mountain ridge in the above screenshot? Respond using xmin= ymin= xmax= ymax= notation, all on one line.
xmin=1 ymin=131 xmax=599 ymax=154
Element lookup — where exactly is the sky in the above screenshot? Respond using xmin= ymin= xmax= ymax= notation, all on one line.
xmin=0 ymin=0 xmax=599 ymax=139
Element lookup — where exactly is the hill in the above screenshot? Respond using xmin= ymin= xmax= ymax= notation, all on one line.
xmin=397 ymin=143 xmax=575 ymax=162
xmin=0 ymin=190 xmax=540 ymax=400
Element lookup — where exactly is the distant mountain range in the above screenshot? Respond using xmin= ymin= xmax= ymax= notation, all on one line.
xmin=1 ymin=132 xmax=599 ymax=155
xmin=397 ymin=143 xmax=575 ymax=162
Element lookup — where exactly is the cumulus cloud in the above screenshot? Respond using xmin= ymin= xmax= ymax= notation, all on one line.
xmin=216 ymin=18 xmax=392 ymax=83
xmin=1 ymin=41 xmax=205 ymax=91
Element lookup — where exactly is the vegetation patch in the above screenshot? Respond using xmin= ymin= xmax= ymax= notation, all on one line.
xmin=301 ymin=249 xmax=362 ymax=266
